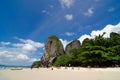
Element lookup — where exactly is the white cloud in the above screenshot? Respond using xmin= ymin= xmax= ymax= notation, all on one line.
xmin=42 ymin=10 xmax=47 ymax=13
xmin=0 ymin=49 xmax=38 ymax=65
xmin=14 ymin=54 xmax=38 ymax=62
xmin=0 ymin=42 xmax=11 ymax=45
xmin=20 ymin=39 xmax=44 ymax=48
xmin=108 ymin=7 xmax=115 ymax=12
xmin=42 ymin=10 xmax=50 ymax=15
xmin=59 ymin=0 xmax=75 ymax=8
xmin=16 ymin=54 xmax=29 ymax=60
xmin=84 ymin=7 xmax=94 ymax=17
xmin=59 ymin=39 xmax=70 ymax=49
xmin=78 ymin=34 xmax=91 ymax=43
xmin=0 ymin=38 xmax=44 ymax=66
xmin=14 ymin=43 xmax=36 ymax=52
xmin=13 ymin=38 xmax=44 ymax=52
xmin=49 ymin=5 xmax=54 ymax=8
xmin=0 ymin=51 xmax=14 ymax=58
xmin=65 ymin=32 xmax=76 ymax=36
xmin=78 ymin=22 xmax=120 ymax=43
xmin=65 ymin=14 xmax=73 ymax=20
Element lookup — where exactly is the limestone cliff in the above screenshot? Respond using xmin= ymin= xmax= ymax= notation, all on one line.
xmin=41 ymin=35 xmax=65 ymax=67
xmin=31 ymin=36 xmax=81 ymax=68
xmin=65 ymin=40 xmax=81 ymax=55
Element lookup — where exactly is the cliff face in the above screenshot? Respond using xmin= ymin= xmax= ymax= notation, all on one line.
xmin=41 ymin=35 xmax=65 ymax=67
xmin=65 ymin=40 xmax=81 ymax=55
xmin=31 ymin=36 xmax=81 ymax=68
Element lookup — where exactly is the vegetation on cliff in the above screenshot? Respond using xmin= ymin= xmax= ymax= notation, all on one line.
xmin=32 ymin=32 xmax=120 ymax=68
xmin=53 ymin=32 xmax=120 ymax=67
xmin=31 ymin=61 xmax=41 ymax=68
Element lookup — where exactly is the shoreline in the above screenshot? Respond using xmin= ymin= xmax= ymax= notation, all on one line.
xmin=0 ymin=67 xmax=120 ymax=80
xmin=1 ymin=66 xmax=120 ymax=71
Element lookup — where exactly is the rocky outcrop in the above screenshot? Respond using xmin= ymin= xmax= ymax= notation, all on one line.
xmin=65 ymin=40 xmax=81 ymax=55
xmin=31 ymin=36 xmax=82 ymax=68
xmin=41 ymin=35 xmax=65 ymax=67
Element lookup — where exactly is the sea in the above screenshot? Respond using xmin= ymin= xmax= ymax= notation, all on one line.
xmin=0 ymin=65 xmax=31 ymax=80
xmin=0 ymin=64 xmax=30 ymax=70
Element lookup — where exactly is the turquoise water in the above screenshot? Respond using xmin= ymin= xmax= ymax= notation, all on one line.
xmin=0 ymin=65 xmax=30 ymax=69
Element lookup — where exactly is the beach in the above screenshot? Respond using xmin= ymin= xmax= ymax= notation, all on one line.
xmin=0 ymin=67 xmax=120 ymax=80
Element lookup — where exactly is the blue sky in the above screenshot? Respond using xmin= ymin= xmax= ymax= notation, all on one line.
xmin=0 ymin=0 xmax=120 ymax=66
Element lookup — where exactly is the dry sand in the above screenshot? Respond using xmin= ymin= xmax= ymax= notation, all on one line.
xmin=0 ymin=67 xmax=120 ymax=80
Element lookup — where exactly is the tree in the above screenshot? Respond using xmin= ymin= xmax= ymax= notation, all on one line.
xmin=53 ymin=32 xmax=120 ymax=67
xmin=53 ymin=55 xmax=71 ymax=66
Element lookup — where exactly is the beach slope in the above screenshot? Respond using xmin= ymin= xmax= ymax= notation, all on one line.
xmin=0 ymin=68 xmax=120 ymax=80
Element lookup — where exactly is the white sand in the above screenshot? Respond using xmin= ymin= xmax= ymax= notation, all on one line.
xmin=0 ymin=67 xmax=120 ymax=80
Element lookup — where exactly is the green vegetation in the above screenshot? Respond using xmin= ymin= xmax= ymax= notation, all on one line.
xmin=53 ymin=55 xmax=71 ymax=66
xmin=31 ymin=61 xmax=41 ymax=68
xmin=53 ymin=32 xmax=120 ymax=67
xmin=48 ymin=35 xmax=59 ymax=41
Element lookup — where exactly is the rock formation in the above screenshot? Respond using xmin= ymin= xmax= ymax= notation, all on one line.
xmin=41 ymin=35 xmax=65 ymax=67
xmin=31 ymin=36 xmax=81 ymax=68
xmin=65 ymin=39 xmax=81 ymax=55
